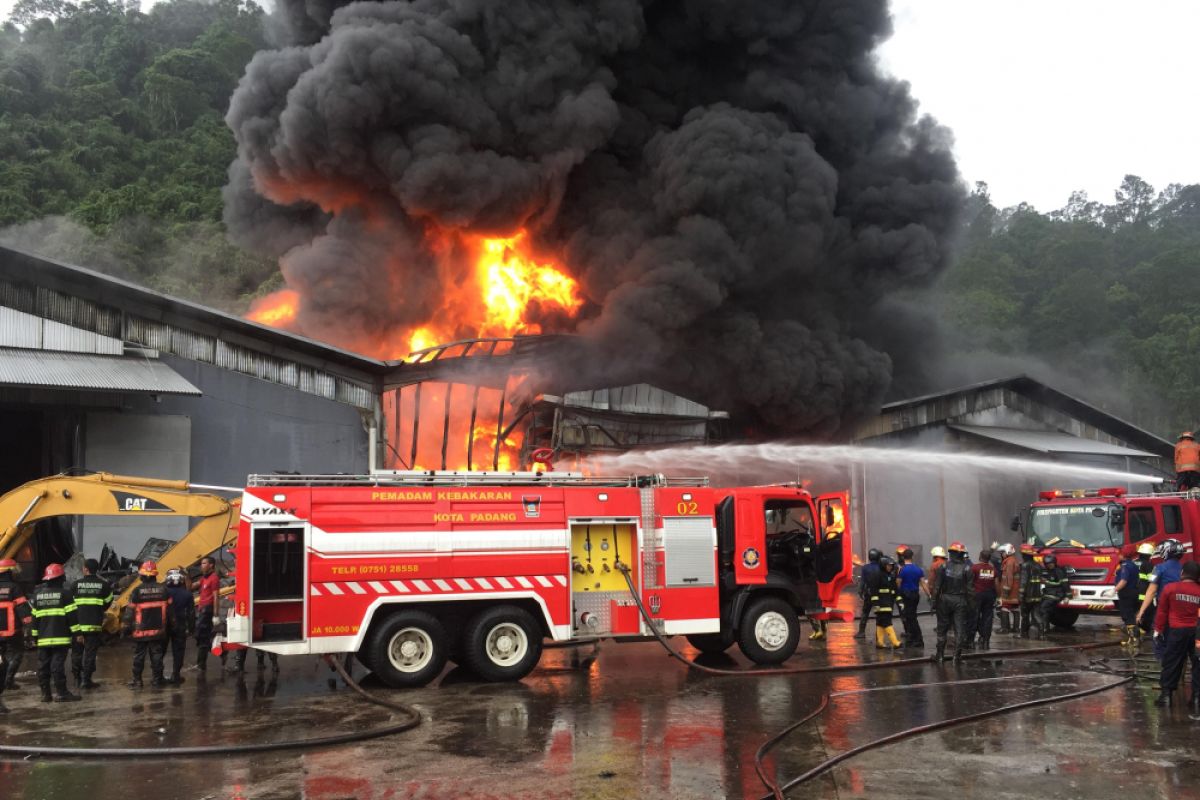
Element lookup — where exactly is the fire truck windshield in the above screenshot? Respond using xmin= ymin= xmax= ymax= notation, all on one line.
xmin=1027 ymin=504 xmax=1119 ymax=549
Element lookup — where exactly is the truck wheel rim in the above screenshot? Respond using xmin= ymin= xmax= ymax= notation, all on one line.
xmin=485 ymin=622 xmax=528 ymax=666
xmin=388 ymin=627 xmax=433 ymax=673
xmin=755 ymin=611 xmax=789 ymax=651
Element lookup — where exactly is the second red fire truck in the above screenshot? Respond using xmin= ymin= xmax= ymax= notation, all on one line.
xmin=226 ymin=470 xmax=853 ymax=687
xmin=1014 ymin=486 xmax=1199 ymax=627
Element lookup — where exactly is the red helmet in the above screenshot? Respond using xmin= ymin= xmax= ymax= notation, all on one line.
xmin=139 ymin=560 xmax=158 ymax=577
xmin=948 ymin=541 xmax=967 ymax=553
xmin=1020 ymin=543 xmax=1037 ymax=556
xmin=42 ymin=563 xmax=65 ymax=581
xmin=0 ymin=558 xmax=16 ymax=572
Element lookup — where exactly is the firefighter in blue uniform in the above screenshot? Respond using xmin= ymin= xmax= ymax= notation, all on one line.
xmin=0 ymin=558 xmax=33 ymax=713
xmin=125 ymin=561 xmax=171 ymax=688
xmin=854 ymin=548 xmax=883 ymax=639
xmin=31 ymin=563 xmax=82 ymax=702
xmin=71 ymin=558 xmax=113 ymax=690
xmin=1137 ymin=539 xmax=1184 ymax=657
xmin=164 ymin=568 xmax=194 ymax=685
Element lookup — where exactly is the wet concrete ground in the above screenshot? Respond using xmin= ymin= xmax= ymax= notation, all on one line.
xmin=0 ymin=616 xmax=1195 ymax=800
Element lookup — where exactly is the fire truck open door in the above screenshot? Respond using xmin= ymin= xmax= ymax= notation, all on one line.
xmin=814 ymin=492 xmax=853 ymax=621
xmin=249 ymin=523 xmax=307 ymax=643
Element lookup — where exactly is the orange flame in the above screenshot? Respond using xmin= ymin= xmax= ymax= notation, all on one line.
xmin=247 ymin=228 xmax=582 ymax=471
xmin=246 ymin=289 xmax=300 ymax=328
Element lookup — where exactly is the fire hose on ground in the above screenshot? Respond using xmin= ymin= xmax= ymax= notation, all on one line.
xmin=612 ymin=563 xmax=1135 ymax=799
xmin=1 ymin=568 xmax=1127 ymax=762
xmin=0 ymin=657 xmax=420 ymax=759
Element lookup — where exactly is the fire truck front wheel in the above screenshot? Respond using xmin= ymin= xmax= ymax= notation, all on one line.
xmin=737 ymin=596 xmax=800 ymax=665
xmin=462 ymin=605 xmax=544 ymax=683
xmin=367 ymin=610 xmax=449 ymax=689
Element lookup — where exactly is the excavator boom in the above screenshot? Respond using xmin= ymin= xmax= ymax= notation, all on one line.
xmin=0 ymin=472 xmax=239 ymax=633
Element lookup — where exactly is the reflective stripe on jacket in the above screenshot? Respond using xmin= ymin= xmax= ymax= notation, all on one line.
xmin=32 ymin=583 xmax=79 ymax=647
xmin=1176 ymin=439 xmax=1200 ymax=472
xmin=71 ymin=575 xmax=114 ymax=633
xmin=0 ymin=577 xmax=33 ymax=637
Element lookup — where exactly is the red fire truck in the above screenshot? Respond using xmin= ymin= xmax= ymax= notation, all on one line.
xmin=226 ymin=470 xmax=853 ymax=687
xmin=1014 ymin=486 xmax=1199 ymax=627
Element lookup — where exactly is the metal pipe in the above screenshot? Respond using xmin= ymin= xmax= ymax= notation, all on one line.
xmin=440 ymin=383 xmax=453 ymax=470
xmin=410 ymin=383 xmax=422 ymax=469
xmin=466 ymin=384 xmax=481 ymax=471
xmin=493 ymin=383 xmax=507 ymax=471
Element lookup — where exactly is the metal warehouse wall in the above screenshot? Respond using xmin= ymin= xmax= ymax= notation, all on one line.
xmin=123 ymin=355 xmax=369 ymax=488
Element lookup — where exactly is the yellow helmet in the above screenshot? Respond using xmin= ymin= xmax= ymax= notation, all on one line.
xmin=1137 ymin=542 xmax=1155 ymax=556
xmin=930 ymin=546 xmax=948 ymax=559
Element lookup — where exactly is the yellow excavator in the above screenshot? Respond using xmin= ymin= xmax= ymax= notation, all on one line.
xmin=0 ymin=472 xmax=240 ymax=633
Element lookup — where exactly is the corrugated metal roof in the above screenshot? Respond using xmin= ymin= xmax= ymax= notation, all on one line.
xmin=560 ymin=384 xmax=712 ymax=418
xmin=949 ymin=424 xmax=1154 ymax=457
xmin=0 ymin=348 xmax=200 ymax=395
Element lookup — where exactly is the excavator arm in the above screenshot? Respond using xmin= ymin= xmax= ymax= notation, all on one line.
xmin=0 ymin=472 xmax=239 ymax=634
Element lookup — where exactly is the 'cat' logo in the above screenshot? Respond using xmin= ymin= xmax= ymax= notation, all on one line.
xmin=249 ymin=506 xmax=297 ymax=516
xmin=111 ymin=492 xmax=173 ymax=513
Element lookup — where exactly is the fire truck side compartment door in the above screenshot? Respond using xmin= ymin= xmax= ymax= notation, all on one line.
xmin=815 ymin=492 xmax=853 ymax=613
xmin=733 ymin=493 xmax=767 ymax=585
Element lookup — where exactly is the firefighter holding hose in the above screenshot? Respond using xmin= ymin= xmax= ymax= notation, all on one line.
xmin=931 ymin=541 xmax=971 ymax=663
xmin=1175 ymin=432 xmax=1200 ymax=491
xmin=1035 ymin=554 xmax=1070 ymax=638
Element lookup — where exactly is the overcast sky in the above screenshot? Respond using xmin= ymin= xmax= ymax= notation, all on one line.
xmin=3 ymin=1 xmax=1196 ymax=212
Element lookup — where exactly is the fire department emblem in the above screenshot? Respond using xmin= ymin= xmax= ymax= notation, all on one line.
xmin=648 ymin=594 xmax=662 ymax=614
xmin=742 ymin=547 xmax=761 ymax=569
xmin=521 ymin=495 xmax=542 ymax=518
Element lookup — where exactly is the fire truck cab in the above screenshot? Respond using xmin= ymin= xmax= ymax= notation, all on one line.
xmin=1014 ymin=487 xmax=1199 ymax=627
xmin=228 ymin=471 xmax=853 ymax=687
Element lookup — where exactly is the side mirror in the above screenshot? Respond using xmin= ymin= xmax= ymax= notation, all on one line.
xmin=824 ymin=506 xmax=836 ymax=527
xmin=1010 ymin=514 xmax=1021 ymax=532
xmin=1110 ymin=508 xmax=1125 ymax=527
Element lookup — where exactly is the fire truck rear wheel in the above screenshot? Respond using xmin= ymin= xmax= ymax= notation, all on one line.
xmin=737 ymin=596 xmax=800 ymax=665
xmin=367 ymin=610 xmax=449 ymax=689
xmin=462 ymin=605 xmax=543 ymax=683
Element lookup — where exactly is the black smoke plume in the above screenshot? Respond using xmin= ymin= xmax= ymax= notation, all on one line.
xmin=225 ymin=0 xmax=964 ymax=436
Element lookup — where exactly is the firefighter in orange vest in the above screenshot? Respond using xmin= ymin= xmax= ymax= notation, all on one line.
xmin=124 ymin=561 xmax=171 ymax=688
xmin=1175 ymin=432 xmax=1200 ymax=491
xmin=0 ymin=558 xmax=33 ymax=714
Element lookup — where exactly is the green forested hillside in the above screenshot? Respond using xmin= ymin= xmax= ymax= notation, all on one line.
xmin=2 ymin=1 xmax=1199 ymax=437
xmin=939 ymin=180 xmax=1200 ymax=436
xmin=0 ymin=0 xmax=276 ymax=304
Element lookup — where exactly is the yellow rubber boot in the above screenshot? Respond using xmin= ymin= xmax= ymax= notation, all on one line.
xmin=887 ymin=626 xmax=901 ymax=648
xmin=875 ymin=626 xmax=885 ymax=649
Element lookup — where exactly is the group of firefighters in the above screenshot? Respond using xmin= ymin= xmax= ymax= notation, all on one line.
xmin=843 ymin=535 xmax=1200 ymax=711
xmin=849 ymin=542 xmax=1073 ymax=661
xmin=0 ymin=554 xmax=271 ymax=712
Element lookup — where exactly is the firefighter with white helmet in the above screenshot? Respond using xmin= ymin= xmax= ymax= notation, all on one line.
xmin=997 ymin=544 xmax=1020 ymax=634
xmin=163 ymin=568 xmax=194 ymax=685
xmin=1134 ymin=542 xmax=1156 ymax=637
xmin=1137 ymin=539 xmax=1185 ymax=638
xmin=931 ymin=541 xmax=972 ymax=662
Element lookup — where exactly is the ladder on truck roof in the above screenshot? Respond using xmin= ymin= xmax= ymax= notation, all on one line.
xmin=247 ymin=470 xmax=710 ymax=488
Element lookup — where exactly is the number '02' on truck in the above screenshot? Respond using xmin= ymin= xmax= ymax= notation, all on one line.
xmin=225 ymin=470 xmax=854 ymax=687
